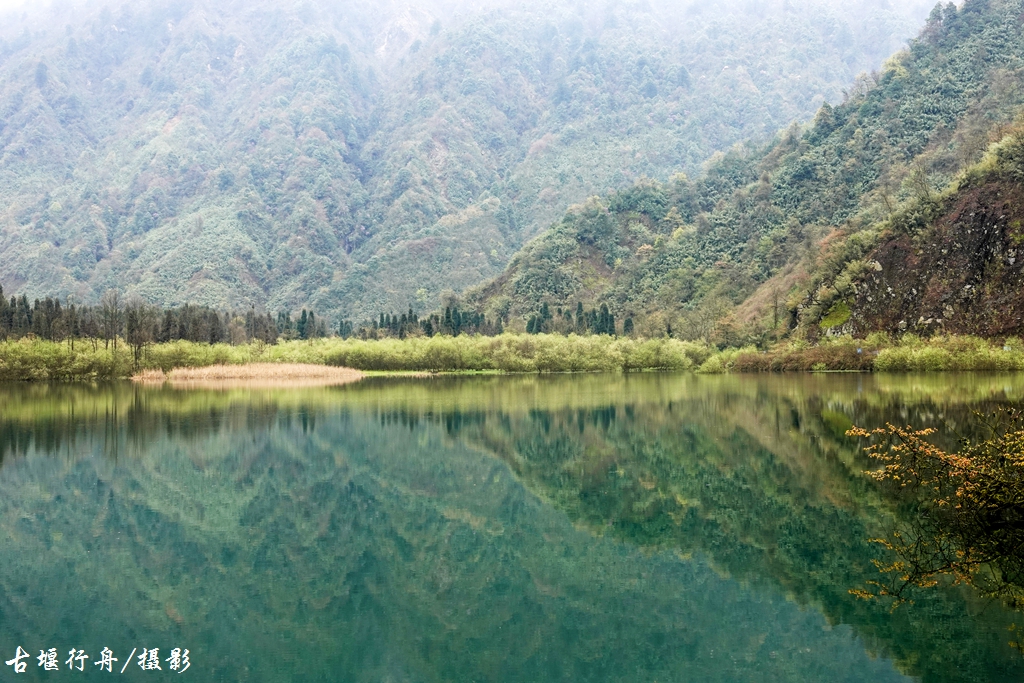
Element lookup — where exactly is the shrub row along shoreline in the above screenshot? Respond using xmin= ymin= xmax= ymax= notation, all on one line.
xmin=1 ymin=333 xmax=1023 ymax=382
xmin=0 ymin=335 xmax=711 ymax=381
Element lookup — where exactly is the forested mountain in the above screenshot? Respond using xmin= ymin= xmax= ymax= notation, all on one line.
xmin=470 ymin=0 xmax=1024 ymax=342
xmin=0 ymin=0 xmax=932 ymax=319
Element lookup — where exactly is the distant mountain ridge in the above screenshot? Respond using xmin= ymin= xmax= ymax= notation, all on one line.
xmin=0 ymin=0 xmax=932 ymax=319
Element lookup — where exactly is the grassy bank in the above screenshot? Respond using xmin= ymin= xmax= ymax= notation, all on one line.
xmin=725 ymin=334 xmax=1024 ymax=373
xmin=0 ymin=335 xmax=713 ymax=381
xmin=3 ymin=333 xmax=1024 ymax=382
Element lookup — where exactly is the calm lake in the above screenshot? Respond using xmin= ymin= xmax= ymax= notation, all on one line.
xmin=2 ymin=373 xmax=1024 ymax=682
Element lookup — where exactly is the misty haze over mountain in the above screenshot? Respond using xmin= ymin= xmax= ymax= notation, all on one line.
xmin=0 ymin=0 xmax=934 ymax=318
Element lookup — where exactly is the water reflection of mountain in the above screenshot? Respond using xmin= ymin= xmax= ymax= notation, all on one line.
xmin=1 ymin=375 xmax=1023 ymax=682
xmin=445 ymin=379 xmax=1024 ymax=682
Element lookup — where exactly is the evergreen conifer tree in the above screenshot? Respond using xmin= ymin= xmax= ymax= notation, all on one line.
xmin=0 ymin=286 xmax=8 ymax=339
xmin=245 ymin=307 xmax=256 ymax=341
xmin=209 ymin=311 xmax=225 ymax=344
xmin=539 ymin=302 xmax=551 ymax=332
xmin=159 ymin=310 xmax=174 ymax=342
xmin=68 ymin=303 xmax=80 ymax=349
xmin=599 ymin=304 xmax=613 ymax=335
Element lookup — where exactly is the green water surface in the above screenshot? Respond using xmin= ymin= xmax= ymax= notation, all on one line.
xmin=1 ymin=373 xmax=1023 ymax=682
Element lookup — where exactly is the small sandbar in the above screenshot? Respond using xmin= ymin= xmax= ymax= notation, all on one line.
xmin=133 ymin=363 xmax=365 ymax=389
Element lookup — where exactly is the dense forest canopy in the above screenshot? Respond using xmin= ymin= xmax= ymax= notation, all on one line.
xmin=0 ymin=0 xmax=933 ymax=319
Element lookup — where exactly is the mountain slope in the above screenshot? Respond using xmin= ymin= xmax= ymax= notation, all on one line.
xmin=830 ymin=126 xmax=1024 ymax=338
xmin=0 ymin=0 xmax=932 ymax=318
xmin=468 ymin=0 xmax=1024 ymax=342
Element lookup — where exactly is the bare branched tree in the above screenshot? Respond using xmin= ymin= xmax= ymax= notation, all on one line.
xmin=100 ymin=289 xmax=123 ymax=351
xmin=124 ymin=294 xmax=157 ymax=369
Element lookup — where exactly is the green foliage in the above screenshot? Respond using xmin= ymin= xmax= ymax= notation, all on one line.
xmin=0 ymin=0 xmax=935 ymax=320
xmin=0 ymin=338 xmax=133 ymax=380
xmin=321 ymin=334 xmax=705 ymax=373
xmin=0 ymin=334 xmax=714 ymax=380
xmin=697 ymin=354 xmax=727 ymax=374
xmin=475 ymin=0 xmax=1024 ymax=343
xmin=874 ymin=337 xmax=1024 ymax=372
xmin=820 ymin=301 xmax=852 ymax=329
xmin=709 ymin=335 xmax=1024 ymax=373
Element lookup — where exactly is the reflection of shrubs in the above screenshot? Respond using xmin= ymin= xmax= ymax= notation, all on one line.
xmin=848 ymin=412 xmax=1024 ymax=610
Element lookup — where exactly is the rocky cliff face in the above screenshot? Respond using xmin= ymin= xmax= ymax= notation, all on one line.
xmin=849 ymin=178 xmax=1024 ymax=338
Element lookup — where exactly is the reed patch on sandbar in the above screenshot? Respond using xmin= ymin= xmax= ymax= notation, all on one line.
xmin=132 ymin=363 xmax=364 ymax=389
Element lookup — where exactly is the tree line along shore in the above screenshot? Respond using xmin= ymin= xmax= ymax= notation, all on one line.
xmin=0 ymin=286 xmax=622 ymax=347
xmin=5 ymin=283 xmax=1024 ymax=381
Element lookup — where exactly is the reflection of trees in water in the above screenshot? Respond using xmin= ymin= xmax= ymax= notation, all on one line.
xmin=4 ymin=377 xmax=1024 ymax=681
xmin=443 ymin=392 xmax=1024 ymax=682
xmin=2 ymin=385 xmax=918 ymax=683
xmin=0 ymin=387 xmax=321 ymax=466
xmin=378 ymin=406 xmax=623 ymax=438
